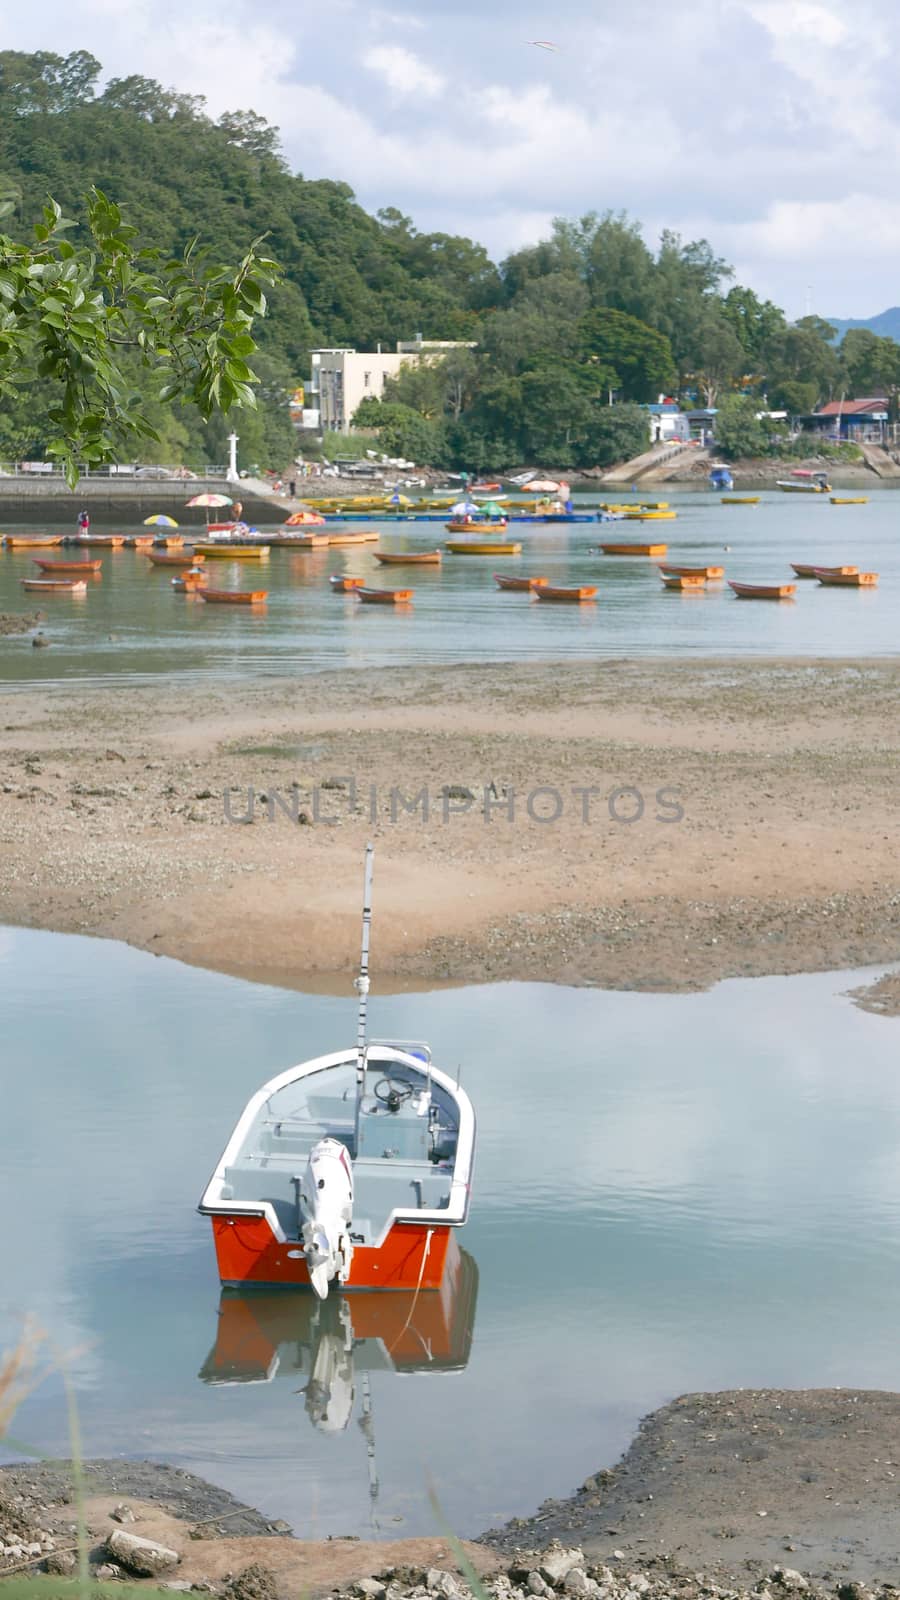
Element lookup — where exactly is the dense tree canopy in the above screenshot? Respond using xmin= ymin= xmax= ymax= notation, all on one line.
xmin=2 ymin=49 xmax=897 ymax=472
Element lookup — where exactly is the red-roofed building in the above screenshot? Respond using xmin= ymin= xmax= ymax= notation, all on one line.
xmin=799 ymin=397 xmax=890 ymax=442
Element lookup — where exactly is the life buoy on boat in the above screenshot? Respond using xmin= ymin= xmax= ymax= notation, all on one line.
xmin=300 ymin=1136 xmax=355 ymax=1299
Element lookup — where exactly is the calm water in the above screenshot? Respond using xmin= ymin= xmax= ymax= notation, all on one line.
xmin=1 ymin=489 xmax=898 ymax=685
xmin=3 ymin=926 xmax=900 ymax=1535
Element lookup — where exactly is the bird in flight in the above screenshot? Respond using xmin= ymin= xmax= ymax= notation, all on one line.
xmin=527 ymin=39 xmax=560 ymax=50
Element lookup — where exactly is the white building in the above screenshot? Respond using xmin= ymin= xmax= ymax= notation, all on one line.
xmin=308 ymin=341 xmax=472 ymax=434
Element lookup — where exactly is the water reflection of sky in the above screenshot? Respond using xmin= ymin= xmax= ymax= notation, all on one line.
xmin=2 ymin=926 xmax=900 ymax=1536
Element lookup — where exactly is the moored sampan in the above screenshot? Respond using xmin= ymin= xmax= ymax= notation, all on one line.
xmin=33 ymin=558 xmax=103 ymax=574
xmin=721 ymin=497 xmax=760 ymax=505
xmin=533 ymin=584 xmax=597 ymax=603
xmin=728 ymin=581 xmax=796 ymax=599
xmin=445 ymin=540 xmax=522 ymax=555
xmin=172 ymin=569 xmax=208 ymax=592
xmin=658 ymin=564 xmax=724 ymax=579
xmin=599 ymin=542 xmax=668 ymax=557
xmin=356 ymin=586 xmax=414 ymax=604
xmin=791 ymin=563 xmax=857 ymax=578
xmin=199 ymin=588 xmax=268 ymax=605
xmin=814 ymin=569 xmax=878 ymax=587
xmin=374 ymin=550 xmax=442 ymax=565
xmin=660 ymin=573 xmax=706 ymax=590
xmin=195 ymin=543 xmax=270 ymax=559
xmin=4 ymin=536 xmax=64 ymax=549
xmin=147 ymin=549 xmax=205 ymax=567
xmin=326 ymin=530 xmax=380 ymax=546
xmin=21 ymin=576 xmax=88 ymax=593
xmin=494 ymin=574 xmax=548 ymax=591
xmin=329 ymin=575 xmax=365 ymax=592
xmin=830 ymin=497 xmax=869 ymax=505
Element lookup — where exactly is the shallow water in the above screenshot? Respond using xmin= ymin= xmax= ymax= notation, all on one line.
xmin=1 ymin=488 xmax=898 ymax=685
xmin=2 ymin=926 xmax=900 ymax=1536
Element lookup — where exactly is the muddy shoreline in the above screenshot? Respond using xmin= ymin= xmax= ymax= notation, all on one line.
xmin=9 ymin=1388 xmax=900 ymax=1590
xmin=0 ymin=658 xmax=898 ymax=1011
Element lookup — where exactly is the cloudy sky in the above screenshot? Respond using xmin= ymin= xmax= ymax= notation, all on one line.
xmin=6 ymin=0 xmax=898 ymax=317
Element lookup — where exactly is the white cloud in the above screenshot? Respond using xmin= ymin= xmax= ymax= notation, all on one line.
xmin=361 ymin=44 xmax=445 ymax=98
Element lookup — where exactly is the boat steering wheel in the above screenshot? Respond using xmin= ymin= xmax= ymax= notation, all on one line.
xmin=373 ymin=1077 xmax=414 ymax=1112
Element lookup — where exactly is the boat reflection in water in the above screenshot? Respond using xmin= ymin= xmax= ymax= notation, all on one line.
xmin=199 ymin=1238 xmax=478 ymax=1435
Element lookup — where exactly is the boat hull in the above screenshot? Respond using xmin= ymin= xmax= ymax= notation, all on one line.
xmin=357 ymin=586 xmax=413 ymax=604
xmin=600 ymin=543 xmax=668 ymax=556
xmin=728 ymin=581 xmax=796 ymax=599
xmin=494 ymin=574 xmax=547 ymax=590
xmin=445 ymin=541 xmax=522 ymax=555
xmin=211 ymin=1213 xmax=454 ymax=1291
xmin=200 ymin=588 xmax=267 ymax=604
xmin=374 ymin=550 xmax=441 ymax=565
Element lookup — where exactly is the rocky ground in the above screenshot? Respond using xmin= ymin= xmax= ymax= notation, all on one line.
xmin=0 ymin=658 xmax=897 ymax=1008
xmin=9 ymin=1389 xmax=900 ymax=1594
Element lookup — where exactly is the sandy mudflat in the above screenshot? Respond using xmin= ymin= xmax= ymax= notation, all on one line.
xmin=0 ymin=657 xmax=898 ymax=1007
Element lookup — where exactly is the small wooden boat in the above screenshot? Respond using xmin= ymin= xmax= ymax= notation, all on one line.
xmin=152 ymin=535 xmax=184 ymax=549
xmin=445 ymin=520 xmax=508 ymax=534
xmin=728 ymin=581 xmax=796 ymax=599
xmin=125 ymin=536 xmax=155 ymax=550
xmin=659 ymin=564 xmax=724 ymax=579
xmin=374 ymin=550 xmax=442 ymax=565
xmin=199 ymin=588 xmax=268 ymax=605
xmin=622 ymin=509 xmax=677 ymax=521
xmin=533 ymin=584 xmax=597 ymax=603
xmin=147 ymin=550 xmax=204 ymax=567
xmin=287 ymin=533 xmax=330 ymax=549
xmin=326 ymin=530 xmax=380 ymax=546
xmin=814 ymin=569 xmax=878 ymax=587
xmin=172 ymin=569 xmax=209 ymax=592
xmin=33 ymin=558 xmax=103 ymax=574
xmin=599 ymin=542 xmax=668 ymax=557
xmin=445 ymin=540 xmax=522 ymax=555
xmin=74 ymin=534 xmax=126 ymax=547
xmin=330 ymin=575 xmax=366 ymax=592
xmin=356 ymin=586 xmax=414 ymax=604
xmin=21 ymin=577 xmax=88 ymax=593
xmin=196 ymin=543 xmax=270 ymax=559
xmin=776 ymin=480 xmax=830 ymax=494
xmin=660 ymin=573 xmax=706 ymax=591
xmin=721 ymin=497 xmax=760 ymax=505
xmin=791 ymin=563 xmax=857 ymax=579
xmin=830 ymin=497 xmax=869 ymax=505
xmin=494 ymin=574 xmax=548 ymax=591
xmin=4 ymin=536 xmax=63 ymax=549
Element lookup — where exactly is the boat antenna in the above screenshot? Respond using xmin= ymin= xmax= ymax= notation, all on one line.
xmin=354 ymin=843 xmax=374 ymax=1153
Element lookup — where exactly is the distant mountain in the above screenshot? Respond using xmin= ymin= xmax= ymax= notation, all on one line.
xmin=825 ymin=309 xmax=900 ymax=343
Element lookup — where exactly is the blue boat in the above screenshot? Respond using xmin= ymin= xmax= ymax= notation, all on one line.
xmin=709 ymin=466 xmax=734 ymax=491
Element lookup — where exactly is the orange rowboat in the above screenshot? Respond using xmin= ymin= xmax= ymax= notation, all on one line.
xmin=533 ymin=585 xmax=597 ymax=603
xmin=152 ymin=536 xmax=184 ymax=550
xmin=728 ymin=581 xmax=796 ymax=600
xmin=329 ymin=575 xmax=365 ymax=592
xmin=791 ymin=563 xmax=857 ymax=578
xmin=599 ymin=543 xmax=668 ymax=557
xmin=374 ymin=550 xmax=442 ymax=565
xmin=147 ymin=550 xmax=204 ymax=567
xmin=4 ymin=536 xmax=63 ymax=549
xmin=21 ymin=577 xmax=88 ymax=593
xmin=356 ymin=586 xmax=413 ymax=604
xmin=326 ymin=530 xmax=380 ymax=546
xmin=172 ymin=570 xmax=208 ymax=592
xmin=125 ymin=536 xmax=155 ymax=550
xmin=660 ymin=573 xmax=706 ymax=591
xmin=34 ymin=558 xmax=103 ymax=574
xmin=658 ymin=564 xmax=724 ymax=579
xmin=74 ymin=534 xmax=126 ymax=548
xmin=815 ymin=569 xmax=878 ymax=587
xmin=494 ymin=574 xmax=548 ymax=591
xmin=199 ymin=588 xmax=267 ymax=605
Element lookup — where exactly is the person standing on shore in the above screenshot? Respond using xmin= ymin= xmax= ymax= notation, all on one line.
xmin=77 ymin=508 xmax=90 ymax=535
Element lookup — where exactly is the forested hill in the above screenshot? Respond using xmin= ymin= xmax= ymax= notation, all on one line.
xmin=0 ymin=48 xmax=501 ymax=372
xmin=3 ymin=49 xmax=900 ymax=471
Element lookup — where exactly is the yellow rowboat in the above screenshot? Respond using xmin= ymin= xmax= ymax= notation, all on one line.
xmin=325 ymin=530 xmax=380 ymax=546
xmin=830 ymin=497 xmax=869 ymax=505
xmin=660 ymin=573 xmax=707 ymax=591
xmin=721 ymin=497 xmax=760 ymax=505
xmin=445 ymin=539 xmax=522 ymax=555
xmin=4 ymin=535 xmax=64 ymax=548
xmin=599 ymin=542 xmax=668 ymax=557
xmin=621 ymin=510 xmax=677 ymax=521
xmin=195 ymin=544 xmax=270 ymax=559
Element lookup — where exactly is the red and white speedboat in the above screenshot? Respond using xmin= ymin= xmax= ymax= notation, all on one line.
xmin=199 ymin=847 xmax=476 ymax=1298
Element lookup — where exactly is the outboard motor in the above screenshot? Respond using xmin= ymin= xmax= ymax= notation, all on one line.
xmin=300 ymin=1136 xmax=354 ymax=1300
